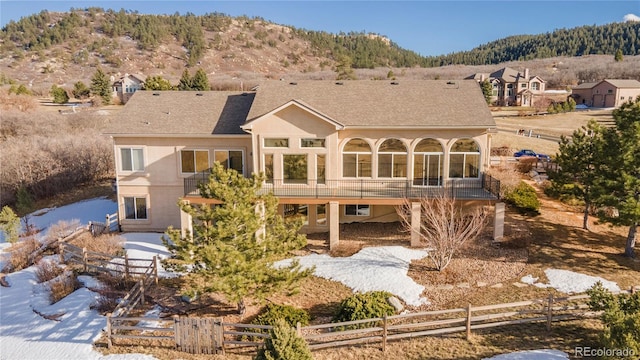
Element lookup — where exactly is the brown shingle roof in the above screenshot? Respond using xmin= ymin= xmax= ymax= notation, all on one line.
xmin=603 ymin=79 xmax=640 ymax=88
xmin=572 ymin=82 xmax=598 ymax=89
xmin=246 ymin=80 xmax=495 ymax=128
xmin=105 ymin=91 xmax=255 ymax=135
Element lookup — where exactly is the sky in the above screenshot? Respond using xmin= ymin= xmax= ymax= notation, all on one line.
xmin=0 ymin=0 xmax=639 ymax=56
xmin=0 ymin=195 xmax=621 ymax=359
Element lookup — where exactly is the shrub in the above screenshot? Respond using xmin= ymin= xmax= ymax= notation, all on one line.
xmin=255 ymin=318 xmax=313 ymax=360
xmin=35 ymin=259 xmax=65 ymax=283
xmin=3 ymin=237 xmax=41 ymax=273
xmin=252 ymin=303 xmax=310 ymax=329
xmin=48 ymin=270 xmax=81 ymax=303
xmin=515 ymin=157 xmax=538 ymax=173
xmin=68 ymin=233 xmax=124 ymax=257
xmin=504 ymin=181 xmax=540 ymax=215
xmin=587 ymin=282 xmax=640 ymax=359
xmin=0 ymin=205 xmax=21 ymax=244
xmin=333 ymin=291 xmax=396 ymax=329
xmin=46 ymin=219 xmax=81 ymax=241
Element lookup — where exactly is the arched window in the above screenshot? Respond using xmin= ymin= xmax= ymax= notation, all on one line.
xmin=449 ymin=139 xmax=480 ymax=178
xmin=413 ymin=139 xmax=443 ymax=186
xmin=378 ymin=139 xmax=407 ymax=178
xmin=343 ymin=139 xmax=372 ymax=177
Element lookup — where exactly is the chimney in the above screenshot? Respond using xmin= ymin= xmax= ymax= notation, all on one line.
xmin=524 ymin=68 xmax=530 ymax=80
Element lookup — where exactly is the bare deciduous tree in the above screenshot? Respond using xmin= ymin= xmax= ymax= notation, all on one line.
xmin=397 ymin=193 xmax=488 ymax=271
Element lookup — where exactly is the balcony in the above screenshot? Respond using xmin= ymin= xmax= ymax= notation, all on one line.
xmin=184 ymin=172 xmax=500 ymax=201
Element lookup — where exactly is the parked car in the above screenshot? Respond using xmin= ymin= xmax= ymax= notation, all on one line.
xmin=514 ymin=149 xmax=551 ymax=161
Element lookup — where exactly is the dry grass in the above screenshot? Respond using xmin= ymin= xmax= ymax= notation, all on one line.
xmin=68 ymin=233 xmax=125 ymax=257
xmin=2 ymin=237 xmax=41 ymax=273
xmin=48 ymin=270 xmax=81 ymax=304
xmin=34 ymin=258 xmax=65 ymax=283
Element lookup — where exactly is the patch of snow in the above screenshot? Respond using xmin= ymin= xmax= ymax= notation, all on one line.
xmin=277 ymin=246 xmax=430 ymax=306
xmin=120 ymin=232 xmax=179 ymax=278
xmin=575 ymin=104 xmax=589 ymax=109
xmin=483 ymin=349 xmax=569 ymax=359
xmin=521 ymin=269 xmax=620 ymax=293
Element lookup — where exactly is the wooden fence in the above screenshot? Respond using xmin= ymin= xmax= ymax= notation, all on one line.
xmin=89 ymin=212 xmax=119 ymax=235
xmin=104 ymin=286 xmax=638 ymax=354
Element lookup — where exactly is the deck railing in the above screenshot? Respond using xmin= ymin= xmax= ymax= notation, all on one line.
xmin=185 ymin=172 xmax=500 ymax=200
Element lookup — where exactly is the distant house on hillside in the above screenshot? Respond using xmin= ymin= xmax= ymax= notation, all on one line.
xmin=466 ymin=67 xmax=545 ymax=107
xmin=112 ymin=73 xmax=146 ymax=104
xmin=570 ymin=79 xmax=640 ymax=108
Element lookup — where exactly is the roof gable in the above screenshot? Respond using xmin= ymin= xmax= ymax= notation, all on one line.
xmin=242 ymin=100 xmax=344 ymax=131
xmin=602 ymin=79 xmax=640 ymax=88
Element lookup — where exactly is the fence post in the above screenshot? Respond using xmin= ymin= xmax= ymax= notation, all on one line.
xmin=546 ymin=294 xmax=553 ymax=332
xmin=105 ymin=214 xmax=110 ymax=233
xmin=59 ymin=241 xmax=64 ymax=263
xmin=140 ymin=279 xmax=145 ymax=306
xmin=106 ymin=313 xmax=113 ymax=348
xmin=382 ymin=315 xmax=388 ymax=352
xmin=124 ymin=253 xmax=130 ymax=280
xmin=153 ymin=256 xmax=159 ymax=285
xmin=173 ymin=315 xmax=180 ymax=350
xmin=82 ymin=247 xmax=88 ymax=273
xmin=466 ymin=303 xmax=472 ymax=340
xmin=631 ymin=286 xmax=636 ymax=295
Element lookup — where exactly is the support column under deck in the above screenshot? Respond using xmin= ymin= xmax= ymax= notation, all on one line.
xmin=411 ymin=201 xmax=421 ymax=247
xmin=329 ymin=201 xmax=339 ymax=249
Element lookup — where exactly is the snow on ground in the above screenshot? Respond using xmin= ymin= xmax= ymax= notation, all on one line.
xmin=521 ymin=268 xmax=620 ymax=293
xmin=483 ymin=349 xmax=569 ymax=359
xmin=277 ymin=246 xmax=430 ymax=306
xmin=119 ymin=232 xmax=178 ymax=278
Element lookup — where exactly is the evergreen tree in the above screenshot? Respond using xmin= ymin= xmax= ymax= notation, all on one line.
xmin=255 ymin=318 xmax=313 ymax=360
xmin=177 ymin=69 xmax=192 ymax=90
xmin=163 ymin=163 xmax=312 ymax=314
xmin=597 ymin=97 xmax=640 ymax=257
xmin=90 ymin=67 xmax=111 ymax=104
xmin=191 ymin=68 xmax=210 ymax=91
xmin=0 ymin=206 xmax=21 ymax=244
xmin=549 ymin=120 xmax=606 ymax=230
xmin=143 ymin=75 xmax=173 ymax=90
xmin=480 ymin=79 xmax=493 ymax=105
xmin=72 ymin=81 xmax=90 ymax=99
xmin=614 ymin=49 xmax=624 ymax=62
xmin=335 ymin=55 xmax=356 ymax=80
xmin=50 ymin=84 xmax=69 ymax=104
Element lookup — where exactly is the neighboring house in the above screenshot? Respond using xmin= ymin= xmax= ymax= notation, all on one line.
xmin=466 ymin=67 xmax=545 ymax=106
xmin=570 ymin=79 xmax=640 ymax=108
xmin=112 ymin=73 xmax=146 ymax=104
xmin=105 ymin=81 xmax=500 ymax=248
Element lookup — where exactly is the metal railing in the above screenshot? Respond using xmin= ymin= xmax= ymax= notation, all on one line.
xmin=185 ymin=171 xmax=500 ymax=200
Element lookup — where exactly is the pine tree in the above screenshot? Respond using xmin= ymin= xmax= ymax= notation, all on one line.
xmin=90 ymin=67 xmax=111 ymax=104
xmin=255 ymin=318 xmax=313 ymax=360
xmin=480 ymin=80 xmax=493 ymax=105
xmin=143 ymin=75 xmax=173 ymax=90
xmin=0 ymin=206 xmax=21 ymax=244
xmin=549 ymin=120 xmax=606 ymax=230
xmin=72 ymin=81 xmax=90 ymax=99
xmin=177 ymin=69 xmax=192 ymax=90
xmin=614 ymin=49 xmax=624 ymax=62
xmin=191 ymin=69 xmax=210 ymax=91
xmin=597 ymin=97 xmax=640 ymax=257
xmin=335 ymin=55 xmax=356 ymax=80
xmin=163 ymin=163 xmax=312 ymax=314
xmin=50 ymin=84 xmax=69 ymax=104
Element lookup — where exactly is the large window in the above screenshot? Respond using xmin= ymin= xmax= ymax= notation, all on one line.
xmin=181 ymin=150 xmax=209 ymax=173
xmin=283 ymin=154 xmax=307 ymax=184
xmin=301 ymin=138 xmax=325 ymax=148
xmin=264 ymin=154 xmax=274 ymax=183
xmin=124 ymin=197 xmax=147 ymax=220
xmin=531 ymin=82 xmax=540 ymax=91
xmin=506 ymin=84 xmax=514 ymax=96
xmin=120 ymin=148 xmax=144 ymax=172
xmin=449 ymin=139 xmax=480 ymax=178
xmin=316 ymin=204 xmax=326 ymax=225
xmin=413 ymin=139 xmax=443 ymax=186
xmin=317 ymin=154 xmax=326 ymax=184
xmin=343 ymin=139 xmax=372 ymax=178
xmin=215 ymin=150 xmax=243 ymax=174
xmin=378 ymin=139 xmax=407 ymax=178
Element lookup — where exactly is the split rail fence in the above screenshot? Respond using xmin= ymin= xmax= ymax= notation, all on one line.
xmin=104 ymin=286 xmax=638 ymax=355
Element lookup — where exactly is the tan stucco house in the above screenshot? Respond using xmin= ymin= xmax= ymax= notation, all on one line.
xmin=112 ymin=73 xmax=146 ymax=104
xmin=105 ymin=80 xmax=500 ymax=248
xmin=466 ymin=67 xmax=545 ymax=107
xmin=571 ymin=79 xmax=640 ymax=108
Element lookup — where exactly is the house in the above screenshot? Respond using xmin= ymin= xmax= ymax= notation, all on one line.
xmin=466 ymin=67 xmax=545 ymax=106
xmin=112 ymin=73 xmax=146 ymax=104
xmin=570 ymin=79 xmax=640 ymax=108
xmin=105 ymin=80 xmax=501 ymax=248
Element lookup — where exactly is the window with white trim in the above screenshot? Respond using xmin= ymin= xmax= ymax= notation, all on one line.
xmin=181 ymin=150 xmax=209 ymax=173
xmin=264 ymin=154 xmax=274 ymax=183
xmin=343 ymin=139 xmax=372 ymax=178
xmin=120 ymin=148 xmax=144 ymax=172
xmin=124 ymin=197 xmax=147 ymax=219
xmin=449 ymin=139 xmax=480 ymax=179
xmin=531 ymin=82 xmax=540 ymax=91
xmin=283 ymin=154 xmax=307 ymax=184
xmin=215 ymin=150 xmax=243 ymax=174
xmin=301 ymin=138 xmax=326 ymax=148
xmin=378 ymin=139 xmax=407 ymax=178
xmin=264 ymin=138 xmax=289 ymax=147
xmin=345 ymin=204 xmax=370 ymax=216
xmin=413 ymin=138 xmax=443 ymax=186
